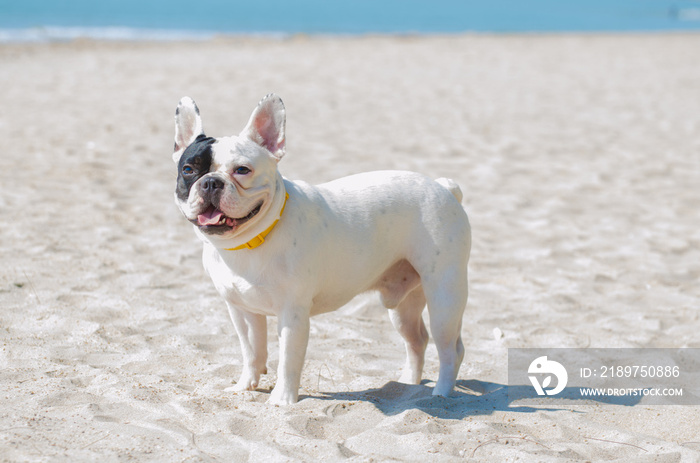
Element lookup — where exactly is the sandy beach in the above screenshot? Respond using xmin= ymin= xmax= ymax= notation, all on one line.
xmin=1 ymin=33 xmax=699 ymax=461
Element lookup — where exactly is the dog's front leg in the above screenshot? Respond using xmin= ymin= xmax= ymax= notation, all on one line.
xmin=226 ymin=303 xmax=268 ymax=391
xmin=268 ymin=309 xmax=310 ymax=405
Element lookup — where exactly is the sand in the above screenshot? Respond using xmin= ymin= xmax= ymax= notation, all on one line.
xmin=1 ymin=33 xmax=699 ymax=461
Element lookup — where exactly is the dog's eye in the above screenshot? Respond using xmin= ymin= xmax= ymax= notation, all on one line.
xmin=234 ymin=166 xmax=251 ymax=175
xmin=182 ymin=165 xmax=195 ymax=176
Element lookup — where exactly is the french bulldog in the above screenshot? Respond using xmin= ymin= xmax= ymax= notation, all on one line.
xmin=173 ymin=94 xmax=471 ymax=405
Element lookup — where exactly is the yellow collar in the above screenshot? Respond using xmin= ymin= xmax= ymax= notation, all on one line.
xmin=225 ymin=192 xmax=289 ymax=251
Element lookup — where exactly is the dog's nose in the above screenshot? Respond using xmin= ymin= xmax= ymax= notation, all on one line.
xmin=201 ymin=176 xmax=224 ymax=192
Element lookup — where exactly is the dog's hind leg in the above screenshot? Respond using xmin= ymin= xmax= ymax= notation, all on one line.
xmin=423 ymin=270 xmax=468 ymax=397
xmin=388 ymin=285 xmax=429 ymax=385
xmin=376 ymin=260 xmax=427 ymax=384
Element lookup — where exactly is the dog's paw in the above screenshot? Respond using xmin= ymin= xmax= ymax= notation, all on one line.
xmin=398 ymin=370 xmax=422 ymax=385
xmin=268 ymin=386 xmax=298 ymax=405
xmin=230 ymin=381 xmax=256 ymax=392
xmin=432 ymin=383 xmax=455 ymax=397
xmin=230 ymin=370 xmax=261 ymax=391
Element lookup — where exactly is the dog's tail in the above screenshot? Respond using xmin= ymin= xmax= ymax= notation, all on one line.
xmin=436 ymin=177 xmax=463 ymax=203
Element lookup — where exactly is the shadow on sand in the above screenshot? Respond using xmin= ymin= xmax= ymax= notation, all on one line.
xmin=307 ymin=379 xmax=643 ymax=419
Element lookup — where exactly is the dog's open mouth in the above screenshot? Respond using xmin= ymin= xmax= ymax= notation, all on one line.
xmin=195 ymin=202 xmax=263 ymax=232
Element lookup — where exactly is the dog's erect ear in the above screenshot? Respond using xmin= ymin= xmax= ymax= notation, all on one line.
xmin=240 ymin=94 xmax=286 ymax=160
xmin=173 ymin=97 xmax=204 ymax=162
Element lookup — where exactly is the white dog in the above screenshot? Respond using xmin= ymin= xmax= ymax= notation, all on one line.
xmin=173 ymin=94 xmax=471 ymax=404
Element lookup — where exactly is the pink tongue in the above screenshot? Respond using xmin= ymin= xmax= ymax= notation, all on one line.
xmin=197 ymin=208 xmax=224 ymax=226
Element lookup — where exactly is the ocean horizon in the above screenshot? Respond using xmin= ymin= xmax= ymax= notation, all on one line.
xmin=2 ymin=0 xmax=700 ymax=42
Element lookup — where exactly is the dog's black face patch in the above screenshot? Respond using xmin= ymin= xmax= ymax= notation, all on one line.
xmin=175 ymin=134 xmax=216 ymax=202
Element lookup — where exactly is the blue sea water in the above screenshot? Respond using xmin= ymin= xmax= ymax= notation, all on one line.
xmin=1 ymin=0 xmax=699 ymax=41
